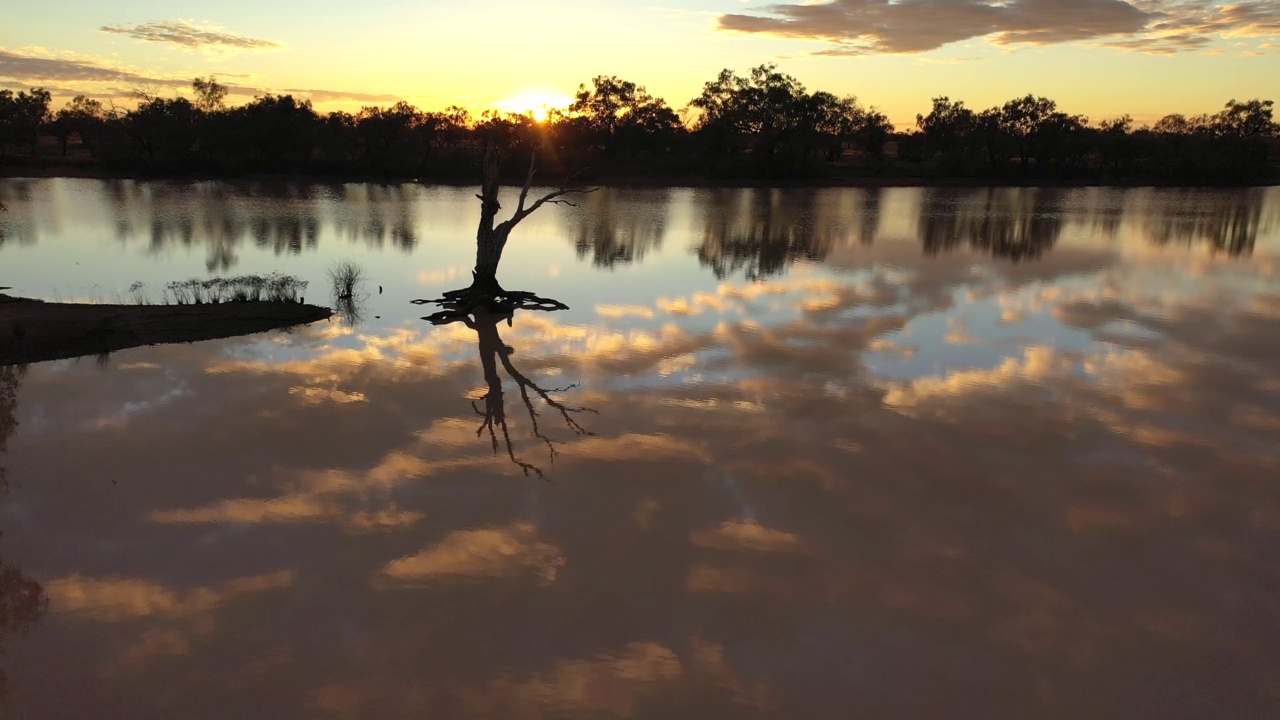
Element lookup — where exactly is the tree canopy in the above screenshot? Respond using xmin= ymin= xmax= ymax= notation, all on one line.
xmin=0 ymin=71 xmax=1274 ymax=184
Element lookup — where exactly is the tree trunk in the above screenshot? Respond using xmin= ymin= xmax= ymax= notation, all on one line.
xmin=472 ymin=147 xmax=509 ymax=292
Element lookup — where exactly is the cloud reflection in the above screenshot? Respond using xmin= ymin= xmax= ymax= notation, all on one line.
xmin=378 ymin=522 xmax=564 ymax=586
xmin=2 ymin=184 xmax=1280 ymax=717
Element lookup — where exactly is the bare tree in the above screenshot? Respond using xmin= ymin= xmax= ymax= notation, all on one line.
xmin=414 ymin=140 xmax=594 ymax=319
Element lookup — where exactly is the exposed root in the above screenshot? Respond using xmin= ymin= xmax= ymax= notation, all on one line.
xmin=412 ymin=284 xmax=569 ymax=324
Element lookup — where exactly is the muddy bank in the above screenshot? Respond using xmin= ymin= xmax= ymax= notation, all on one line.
xmin=0 ymin=294 xmax=332 ymax=365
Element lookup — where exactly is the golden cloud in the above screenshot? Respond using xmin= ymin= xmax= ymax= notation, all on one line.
xmin=378 ymin=522 xmax=565 ymax=586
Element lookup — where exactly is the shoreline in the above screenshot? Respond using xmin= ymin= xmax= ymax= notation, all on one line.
xmin=0 ymin=294 xmax=333 ymax=366
xmin=3 ymin=165 xmax=1276 ymax=190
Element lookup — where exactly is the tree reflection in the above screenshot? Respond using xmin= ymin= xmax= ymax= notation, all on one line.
xmin=1142 ymin=189 xmax=1265 ymax=256
xmin=0 ymin=366 xmax=17 ymax=491
xmin=856 ymin=188 xmax=882 ymax=245
xmin=919 ymin=188 xmax=1063 ymax=261
xmin=97 ymin=180 xmax=421 ymax=272
xmin=571 ymin=189 xmax=667 ymax=268
xmin=696 ymin=189 xmax=839 ymax=280
xmin=470 ymin=311 xmax=594 ymax=478
xmin=418 ymin=304 xmax=596 ymax=478
xmin=0 ymin=182 xmax=35 ymax=249
xmin=0 ymin=365 xmax=48 ymax=699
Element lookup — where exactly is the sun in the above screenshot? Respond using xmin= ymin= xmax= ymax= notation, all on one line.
xmin=493 ymin=91 xmax=573 ymax=122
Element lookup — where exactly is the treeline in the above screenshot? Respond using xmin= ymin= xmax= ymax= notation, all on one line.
xmin=0 ymin=65 xmax=1276 ymax=183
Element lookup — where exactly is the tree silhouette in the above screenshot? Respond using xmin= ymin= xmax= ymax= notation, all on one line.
xmin=50 ymin=95 xmax=107 ymax=155
xmin=413 ymin=137 xmax=593 ymax=317
xmin=569 ymin=76 xmax=683 ymax=157
xmin=191 ymin=76 xmax=228 ymax=113
xmin=0 ymin=88 xmax=51 ymax=155
xmin=4 ymin=75 xmax=1277 ymax=183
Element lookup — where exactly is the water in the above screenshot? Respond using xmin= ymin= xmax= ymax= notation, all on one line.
xmin=1 ymin=179 xmax=1279 ymax=718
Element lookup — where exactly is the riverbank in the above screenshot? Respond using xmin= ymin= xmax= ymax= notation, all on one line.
xmin=3 ymin=162 xmax=1276 ymax=190
xmin=0 ymin=294 xmax=332 ymax=365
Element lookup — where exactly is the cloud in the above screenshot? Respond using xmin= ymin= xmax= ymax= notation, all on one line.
xmin=100 ymin=20 xmax=283 ymax=52
xmin=463 ymin=639 xmax=769 ymax=718
xmin=47 ymin=571 xmax=295 ymax=621
xmin=595 ymin=304 xmax=656 ymax=320
xmin=717 ymin=0 xmax=1280 ymax=55
xmin=280 ymin=88 xmax=402 ymax=104
xmin=718 ymin=0 xmax=1152 ymax=54
xmin=0 ymin=47 xmax=179 ymax=86
xmin=0 ymin=47 xmax=403 ymax=106
xmin=690 ymin=520 xmax=808 ymax=554
xmin=0 ymin=80 xmax=116 ymax=98
xmin=378 ymin=522 xmax=565 ymax=586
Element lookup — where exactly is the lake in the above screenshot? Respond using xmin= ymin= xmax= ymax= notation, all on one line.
xmin=1 ymin=178 xmax=1279 ymax=718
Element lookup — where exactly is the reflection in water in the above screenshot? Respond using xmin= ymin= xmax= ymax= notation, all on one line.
xmin=0 ymin=366 xmax=48 ymax=699
xmin=0 ymin=183 xmax=35 ymax=249
xmin=101 ymin=181 xmax=417 ymax=272
xmin=696 ymin=189 xmax=838 ymax=280
xmin=572 ymin=190 xmax=667 ymax=268
xmin=1141 ymin=188 xmax=1267 ymax=256
xmin=920 ymin=188 xmax=1063 ymax=261
xmin=2 ymin=181 xmax=1277 ymax=282
xmin=456 ymin=310 xmax=595 ymax=478
xmin=1 ymin=180 xmax=1280 ymax=717
xmin=0 ymin=556 xmax=45 ymax=701
xmin=0 ymin=367 xmax=16 ymax=490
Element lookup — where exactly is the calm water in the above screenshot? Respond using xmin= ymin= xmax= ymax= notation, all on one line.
xmin=1 ymin=179 xmax=1279 ymax=718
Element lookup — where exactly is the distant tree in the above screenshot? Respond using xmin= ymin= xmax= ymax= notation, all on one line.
xmin=569 ymin=75 xmax=682 ymax=156
xmin=999 ymin=94 xmax=1059 ymax=169
xmin=420 ymin=105 xmax=472 ymax=153
xmin=0 ymin=88 xmax=52 ymax=155
xmin=126 ymin=96 xmax=199 ymax=163
xmin=916 ymin=96 xmax=977 ymax=159
xmin=855 ymin=108 xmax=894 ymax=159
xmin=1097 ymin=115 xmax=1136 ymax=173
xmin=355 ymin=101 xmax=425 ymax=171
xmin=1212 ymin=99 xmax=1275 ymax=139
xmin=51 ymin=95 xmax=107 ymax=155
xmin=191 ymin=76 xmax=229 ymax=113
xmin=317 ymin=111 xmax=357 ymax=165
xmin=688 ymin=64 xmax=810 ymax=164
xmin=974 ymin=107 xmax=1005 ymax=171
xmin=226 ymin=94 xmax=319 ymax=168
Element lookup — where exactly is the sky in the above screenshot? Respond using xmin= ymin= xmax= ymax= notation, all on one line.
xmin=2 ymin=0 xmax=1280 ymax=127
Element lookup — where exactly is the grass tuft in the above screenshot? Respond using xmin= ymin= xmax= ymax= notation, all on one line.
xmin=328 ymin=261 xmax=365 ymax=301
xmin=161 ymin=274 xmax=309 ymax=305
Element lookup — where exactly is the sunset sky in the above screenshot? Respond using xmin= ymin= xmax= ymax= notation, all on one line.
xmin=3 ymin=0 xmax=1280 ymax=127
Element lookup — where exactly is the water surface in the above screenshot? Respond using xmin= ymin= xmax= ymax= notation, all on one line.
xmin=2 ymin=180 xmax=1279 ymax=718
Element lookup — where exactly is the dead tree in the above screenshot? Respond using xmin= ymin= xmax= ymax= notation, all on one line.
xmin=463 ymin=311 xmax=594 ymax=478
xmin=413 ymin=142 xmax=594 ymax=321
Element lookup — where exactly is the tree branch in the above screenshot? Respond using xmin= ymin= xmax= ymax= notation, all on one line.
xmin=516 ymin=150 xmax=537 ymax=215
